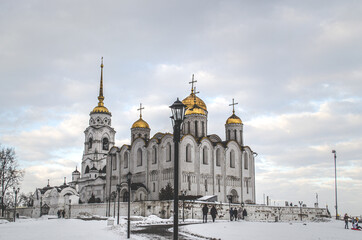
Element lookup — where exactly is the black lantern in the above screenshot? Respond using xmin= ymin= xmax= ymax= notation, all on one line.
xmin=170 ymin=98 xmax=186 ymax=126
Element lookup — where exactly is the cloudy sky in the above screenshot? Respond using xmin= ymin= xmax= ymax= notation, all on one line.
xmin=1 ymin=1 xmax=361 ymax=215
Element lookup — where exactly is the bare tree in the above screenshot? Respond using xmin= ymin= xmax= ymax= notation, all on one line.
xmin=0 ymin=145 xmax=24 ymax=217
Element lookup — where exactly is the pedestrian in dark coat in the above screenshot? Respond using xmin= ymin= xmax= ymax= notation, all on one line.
xmin=57 ymin=210 xmax=60 ymax=218
xmin=233 ymin=208 xmax=238 ymax=221
xmin=344 ymin=213 xmax=349 ymax=229
xmin=229 ymin=207 xmax=234 ymax=221
xmin=210 ymin=206 xmax=217 ymax=222
xmin=243 ymin=208 xmax=247 ymax=220
xmin=62 ymin=210 xmax=65 ymax=218
xmin=202 ymin=204 xmax=209 ymax=223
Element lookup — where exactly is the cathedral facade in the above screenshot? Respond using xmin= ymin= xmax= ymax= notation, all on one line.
xmin=71 ymin=60 xmax=256 ymax=205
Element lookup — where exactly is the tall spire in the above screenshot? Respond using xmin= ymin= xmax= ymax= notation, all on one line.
xmin=98 ymin=57 xmax=105 ymax=106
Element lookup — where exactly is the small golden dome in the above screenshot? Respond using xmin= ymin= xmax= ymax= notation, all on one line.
xmin=132 ymin=117 xmax=150 ymax=129
xmin=92 ymin=105 xmax=110 ymax=114
xmin=182 ymin=93 xmax=207 ymax=111
xmin=226 ymin=114 xmax=242 ymax=124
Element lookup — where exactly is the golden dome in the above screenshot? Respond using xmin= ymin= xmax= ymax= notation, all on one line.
xmin=226 ymin=113 xmax=242 ymax=124
xmin=182 ymin=93 xmax=207 ymax=111
xmin=132 ymin=117 xmax=150 ymax=129
xmin=92 ymin=105 xmax=110 ymax=113
xmin=185 ymin=106 xmax=206 ymax=115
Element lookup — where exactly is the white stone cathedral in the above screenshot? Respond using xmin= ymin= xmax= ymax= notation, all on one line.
xmin=71 ymin=60 xmax=256 ymax=205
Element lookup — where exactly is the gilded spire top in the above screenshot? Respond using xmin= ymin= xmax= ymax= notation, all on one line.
xmin=229 ymin=98 xmax=238 ymax=114
xmin=137 ymin=103 xmax=145 ymax=118
xmin=91 ymin=57 xmax=110 ymax=114
xmin=189 ymin=74 xmax=197 ymax=94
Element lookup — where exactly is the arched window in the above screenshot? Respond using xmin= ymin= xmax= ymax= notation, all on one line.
xmin=88 ymin=137 xmax=93 ymax=149
xmin=137 ymin=148 xmax=142 ymax=166
xmin=216 ymin=148 xmax=221 ymax=166
xmin=230 ymin=150 xmax=235 ymax=168
xmin=240 ymin=130 xmax=242 ymax=143
xmin=153 ymin=146 xmax=157 ymax=164
xmin=205 ymin=179 xmax=208 ymax=192
xmin=186 ymin=144 xmax=192 ymax=162
xmin=244 ymin=153 xmax=248 ymax=170
xmin=202 ymin=146 xmax=208 ymax=164
xmin=187 ymin=122 xmax=190 ymax=134
xmin=85 ymin=165 xmax=90 ymax=174
xmin=102 ymin=138 xmax=109 ymax=150
xmin=124 ymin=152 xmax=129 ymax=169
xmin=166 ymin=143 xmax=171 ymax=162
xmin=153 ymin=182 xmax=155 ymax=192
xmin=234 ymin=130 xmax=237 ymax=140
xmin=228 ymin=130 xmax=231 ymax=140
xmin=112 ymin=154 xmax=117 ymax=170
xmin=218 ymin=178 xmax=221 ymax=192
xmin=123 ymin=191 xmax=129 ymax=202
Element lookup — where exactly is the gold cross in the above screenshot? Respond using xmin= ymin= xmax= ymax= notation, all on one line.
xmin=229 ymin=98 xmax=238 ymax=114
xmin=137 ymin=103 xmax=145 ymax=118
xmin=189 ymin=74 xmax=197 ymax=93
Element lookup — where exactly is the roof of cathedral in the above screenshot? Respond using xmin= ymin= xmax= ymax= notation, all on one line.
xmin=182 ymin=93 xmax=207 ymax=112
xmin=91 ymin=57 xmax=111 ymax=115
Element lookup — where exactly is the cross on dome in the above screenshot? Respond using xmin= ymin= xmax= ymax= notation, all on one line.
xmin=229 ymin=98 xmax=238 ymax=114
xmin=189 ymin=74 xmax=197 ymax=94
xmin=137 ymin=103 xmax=145 ymax=118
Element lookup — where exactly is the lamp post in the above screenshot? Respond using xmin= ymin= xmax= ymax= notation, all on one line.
xmin=116 ymin=184 xmax=121 ymax=225
xmin=127 ymin=172 xmax=132 ymax=239
xmin=13 ymin=187 xmax=19 ymax=222
xmin=112 ymin=191 xmax=116 ymax=218
xmin=170 ymin=98 xmax=186 ymax=240
xmin=298 ymin=201 xmax=303 ymax=221
xmin=181 ymin=190 xmax=187 ymax=222
xmin=227 ymin=194 xmax=232 ymax=221
xmin=332 ymin=150 xmax=338 ymax=220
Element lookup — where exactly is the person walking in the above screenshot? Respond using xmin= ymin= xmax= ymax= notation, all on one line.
xmin=243 ymin=208 xmax=247 ymax=220
xmin=233 ymin=208 xmax=238 ymax=221
xmin=202 ymin=204 xmax=209 ymax=223
xmin=237 ymin=207 xmax=242 ymax=220
xmin=344 ymin=213 xmax=349 ymax=229
xmin=229 ymin=207 xmax=234 ymax=221
xmin=210 ymin=206 xmax=217 ymax=222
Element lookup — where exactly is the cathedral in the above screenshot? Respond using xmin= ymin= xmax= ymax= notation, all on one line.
xmin=70 ymin=59 xmax=256 ymax=205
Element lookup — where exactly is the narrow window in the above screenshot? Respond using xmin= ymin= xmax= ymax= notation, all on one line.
xmin=153 ymin=182 xmax=155 ymax=192
xmin=85 ymin=165 xmax=90 ymax=174
xmin=240 ymin=130 xmax=242 ymax=143
xmin=228 ymin=130 xmax=231 ymax=140
xmin=187 ymin=122 xmax=190 ymax=134
xmin=205 ymin=179 xmax=208 ymax=192
xmin=246 ymin=180 xmax=249 ymax=194
xmin=166 ymin=143 xmax=171 ymax=162
xmin=216 ymin=148 xmax=221 ymax=166
xmin=124 ymin=152 xmax=129 ymax=168
xmin=218 ymin=178 xmax=221 ymax=192
xmin=234 ymin=130 xmax=237 ymax=140
xmin=202 ymin=146 xmax=208 ymax=164
xmin=202 ymin=121 xmax=205 ymax=136
xmin=195 ymin=121 xmax=198 ymax=137
xmin=137 ymin=148 xmax=142 ymax=166
xmin=230 ymin=150 xmax=235 ymax=168
xmin=244 ymin=155 xmax=248 ymax=170
xmin=88 ymin=137 xmax=93 ymax=149
xmin=188 ymin=176 xmax=191 ymax=191
xmin=103 ymin=138 xmax=109 ymax=150
xmin=153 ymin=146 xmax=157 ymax=164
xmin=186 ymin=144 xmax=192 ymax=162
xmin=112 ymin=155 xmax=117 ymax=170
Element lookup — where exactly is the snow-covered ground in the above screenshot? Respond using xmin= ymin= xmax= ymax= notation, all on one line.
xmin=0 ymin=216 xmax=361 ymax=240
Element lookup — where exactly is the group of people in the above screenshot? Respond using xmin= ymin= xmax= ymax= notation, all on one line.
xmin=201 ymin=204 xmax=247 ymax=223
xmin=229 ymin=207 xmax=247 ymax=221
xmin=57 ymin=209 xmax=65 ymax=218
xmin=344 ymin=213 xmax=361 ymax=230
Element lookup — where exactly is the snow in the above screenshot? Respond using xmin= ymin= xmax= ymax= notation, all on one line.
xmin=181 ymin=220 xmax=362 ymax=240
xmin=1 ymin=216 xmax=360 ymax=240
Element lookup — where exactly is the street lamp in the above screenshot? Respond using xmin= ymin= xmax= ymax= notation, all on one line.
xmin=227 ymin=194 xmax=232 ymax=221
xmin=298 ymin=201 xmax=303 ymax=221
xmin=170 ymin=98 xmax=186 ymax=240
xmin=127 ymin=172 xmax=132 ymax=239
xmin=116 ymin=184 xmax=121 ymax=225
xmin=13 ymin=187 xmax=20 ymax=222
xmin=332 ymin=150 xmax=338 ymax=220
xmin=112 ymin=191 xmax=117 ymax=217
xmin=68 ymin=199 xmax=71 ymax=219
xmin=181 ymin=190 xmax=187 ymax=222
